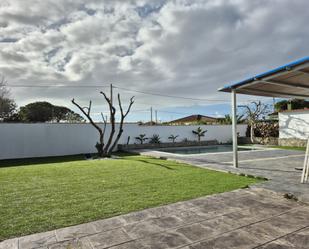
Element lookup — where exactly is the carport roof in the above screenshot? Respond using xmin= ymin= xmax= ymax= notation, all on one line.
xmin=218 ymin=57 xmax=309 ymax=98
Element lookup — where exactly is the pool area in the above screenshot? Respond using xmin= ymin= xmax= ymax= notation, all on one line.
xmin=158 ymin=145 xmax=258 ymax=155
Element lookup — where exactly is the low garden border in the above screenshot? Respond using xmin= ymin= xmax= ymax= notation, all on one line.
xmin=118 ymin=140 xmax=218 ymax=151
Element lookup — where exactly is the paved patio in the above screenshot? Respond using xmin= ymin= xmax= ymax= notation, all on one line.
xmin=1 ymin=188 xmax=309 ymax=249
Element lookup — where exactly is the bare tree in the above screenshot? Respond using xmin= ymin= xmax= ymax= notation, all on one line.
xmin=107 ymin=93 xmax=134 ymax=153
xmin=238 ymin=101 xmax=270 ymax=143
xmin=0 ymin=75 xmax=9 ymax=98
xmin=0 ymin=75 xmax=17 ymax=121
xmin=72 ymin=92 xmax=134 ymax=157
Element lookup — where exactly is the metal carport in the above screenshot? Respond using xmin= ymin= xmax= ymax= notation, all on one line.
xmin=218 ymin=56 xmax=309 ymax=183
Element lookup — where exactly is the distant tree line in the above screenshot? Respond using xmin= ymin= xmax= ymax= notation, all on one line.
xmin=0 ymin=76 xmax=16 ymax=121
xmin=0 ymin=76 xmax=84 ymax=123
xmin=274 ymin=99 xmax=309 ymax=112
xmin=3 ymin=100 xmax=85 ymax=123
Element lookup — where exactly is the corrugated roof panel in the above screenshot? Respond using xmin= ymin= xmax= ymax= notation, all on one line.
xmin=218 ymin=57 xmax=309 ymax=95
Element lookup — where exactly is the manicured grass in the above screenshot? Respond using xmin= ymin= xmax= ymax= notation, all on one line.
xmin=241 ymin=144 xmax=306 ymax=151
xmin=0 ymin=153 xmax=261 ymax=241
xmin=270 ymin=145 xmax=306 ymax=151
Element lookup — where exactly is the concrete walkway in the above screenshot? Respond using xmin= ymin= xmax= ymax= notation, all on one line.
xmin=1 ymin=188 xmax=309 ymax=249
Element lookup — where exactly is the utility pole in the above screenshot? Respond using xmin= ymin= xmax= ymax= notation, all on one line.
xmin=155 ymin=110 xmax=158 ymax=124
xmin=110 ymin=84 xmax=113 ymax=123
xmin=150 ymin=107 xmax=153 ymax=125
xmin=110 ymin=84 xmax=113 ymax=106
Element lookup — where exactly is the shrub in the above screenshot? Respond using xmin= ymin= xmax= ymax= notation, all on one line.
xmin=149 ymin=134 xmax=161 ymax=144
xmin=168 ymin=134 xmax=179 ymax=143
xmin=135 ymin=134 xmax=148 ymax=144
xmin=246 ymin=122 xmax=279 ymax=138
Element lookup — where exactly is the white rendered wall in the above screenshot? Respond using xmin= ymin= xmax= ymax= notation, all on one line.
xmin=279 ymin=110 xmax=309 ymax=139
xmin=0 ymin=123 xmax=247 ymax=160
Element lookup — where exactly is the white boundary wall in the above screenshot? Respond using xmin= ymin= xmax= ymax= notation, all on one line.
xmin=0 ymin=123 xmax=247 ymax=160
xmin=279 ymin=110 xmax=309 ymax=139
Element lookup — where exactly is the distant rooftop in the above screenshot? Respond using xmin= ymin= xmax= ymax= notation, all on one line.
xmin=168 ymin=114 xmax=218 ymax=124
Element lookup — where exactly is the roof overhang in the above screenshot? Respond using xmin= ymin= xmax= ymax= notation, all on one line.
xmin=218 ymin=57 xmax=309 ymax=98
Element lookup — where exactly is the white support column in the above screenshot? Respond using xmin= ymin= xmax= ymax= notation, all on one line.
xmin=301 ymin=138 xmax=309 ymax=183
xmin=231 ymin=89 xmax=238 ymax=168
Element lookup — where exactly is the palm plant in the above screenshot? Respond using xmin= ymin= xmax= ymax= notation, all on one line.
xmin=192 ymin=127 xmax=207 ymax=142
xmin=149 ymin=134 xmax=161 ymax=144
xmin=135 ymin=134 xmax=148 ymax=144
xmin=168 ymin=134 xmax=179 ymax=143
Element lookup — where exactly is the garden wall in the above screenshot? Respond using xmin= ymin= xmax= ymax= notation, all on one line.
xmin=279 ymin=109 xmax=309 ymax=147
xmin=0 ymin=123 xmax=247 ymax=160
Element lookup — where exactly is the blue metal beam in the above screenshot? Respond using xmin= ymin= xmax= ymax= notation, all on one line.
xmin=218 ymin=56 xmax=309 ymax=92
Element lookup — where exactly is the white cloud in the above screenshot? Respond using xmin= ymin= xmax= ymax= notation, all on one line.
xmin=0 ymin=0 xmax=308 ymax=119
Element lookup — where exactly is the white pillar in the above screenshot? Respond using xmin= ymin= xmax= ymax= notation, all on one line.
xmin=232 ymin=89 xmax=238 ymax=168
xmin=301 ymin=138 xmax=309 ymax=183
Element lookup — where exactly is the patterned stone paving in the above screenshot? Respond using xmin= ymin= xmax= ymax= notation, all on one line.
xmin=1 ymin=188 xmax=309 ymax=249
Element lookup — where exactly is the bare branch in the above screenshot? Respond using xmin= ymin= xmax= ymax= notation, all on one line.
xmin=101 ymin=112 xmax=107 ymax=139
xmin=108 ymin=94 xmax=134 ymax=154
xmin=239 ymin=100 xmax=270 ymax=142
xmin=0 ymin=75 xmax=9 ymax=98
xmin=100 ymin=91 xmax=116 ymax=155
xmin=124 ymin=96 xmax=135 ymax=118
xmin=88 ymin=101 xmax=92 ymax=116
xmin=101 ymin=112 xmax=106 ymax=123
xmin=72 ymin=98 xmax=103 ymax=135
xmin=72 ymin=90 xmax=134 ymax=157
xmin=118 ymin=94 xmax=135 ymax=118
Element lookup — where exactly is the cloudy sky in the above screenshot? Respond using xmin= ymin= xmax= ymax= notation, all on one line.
xmin=0 ymin=0 xmax=308 ymax=121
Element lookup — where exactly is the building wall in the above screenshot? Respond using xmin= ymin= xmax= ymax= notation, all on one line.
xmin=0 ymin=123 xmax=247 ymax=160
xmin=279 ymin=110 xmax=309 ymax=140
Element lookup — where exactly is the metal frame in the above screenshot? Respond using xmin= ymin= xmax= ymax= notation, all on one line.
xmin=219 ymin=57 xmax=309 ymax=92
xmin=297 ymin=70 xmax=309 ymax=77
xmin=261 ymin=80 xmax=309 ymax=91
xmin=223 ymin=58 xmax=309 ymax=179
xmin=240 ymin=88 xmax=309 ymax=98
xmin=233 ymin=64 xmax=309 ymax=98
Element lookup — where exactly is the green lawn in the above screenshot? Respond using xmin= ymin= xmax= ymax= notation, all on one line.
xmin=270 ymin=145 xmax=306 ymax=151
xmin=0 ymin=154 xmax=261 ymax=241
xmin=241 ymin=144 xmax=306 ymax=151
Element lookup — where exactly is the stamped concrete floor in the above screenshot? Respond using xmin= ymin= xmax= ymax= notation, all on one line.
xmin=1 ymin=188 xmax=309 ymax=249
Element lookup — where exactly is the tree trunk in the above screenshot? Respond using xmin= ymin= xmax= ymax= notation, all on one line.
xmin=95 ymin=130 xmax=105 ymax=157
xmin=108 ymin=125 xmax=123 ymax=154
xmin=72 ymin=99 xmax=107 ymax=158
xmin=95 ymin=142 xmax=104 ymax=157
xmin=108 ymin=95 xmax=134 ymax=154
xmin=250 ymin=125 xmax=254 ymax=143
xmin=103 ymin=121 xmax=115 ymax=157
